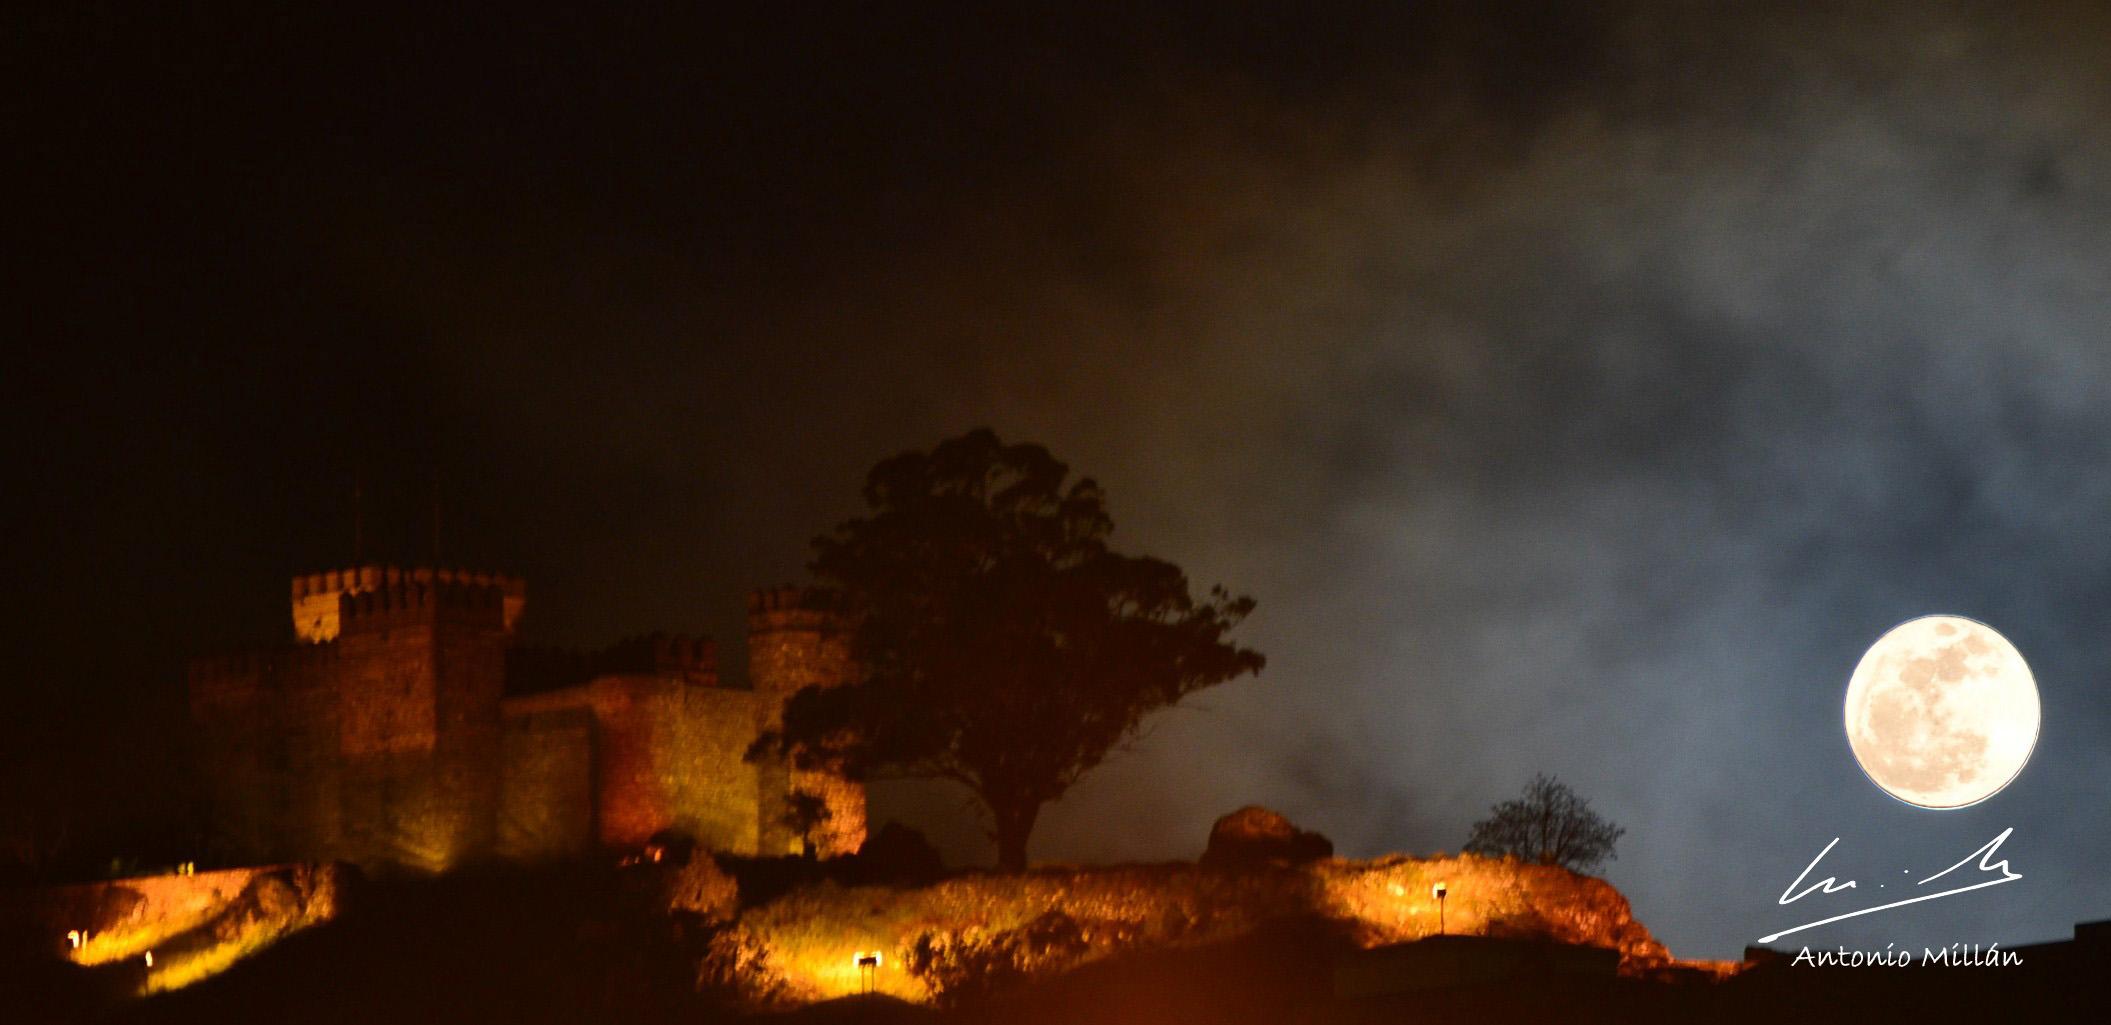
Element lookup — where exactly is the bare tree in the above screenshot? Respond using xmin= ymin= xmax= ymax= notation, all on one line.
xmin=1464 ymin=773 xmax=1625 ymax=873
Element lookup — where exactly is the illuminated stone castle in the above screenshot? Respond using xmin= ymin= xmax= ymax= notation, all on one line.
xmin=187 ymin=567 xmax=865 ymax=872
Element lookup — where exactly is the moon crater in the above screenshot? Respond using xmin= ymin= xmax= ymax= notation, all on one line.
xmin=1843 ymin=616 xmax=2038 ymax=809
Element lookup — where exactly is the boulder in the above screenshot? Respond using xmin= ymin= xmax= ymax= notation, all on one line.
xmin=667 ymin=855 xmax=740 ymax=923
xmin=846 ymin=821 xmax=946 ymax=886
xmin=1201 ymin=806 xmax=1334 ymax=867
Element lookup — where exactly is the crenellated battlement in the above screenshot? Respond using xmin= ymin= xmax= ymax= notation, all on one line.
xmin=291 ymin=565 xmax=525 ymax=600
xmin=193 ymin=564 xmax=866 ymax=868
xmin=336 ymin=580 xmax=509 ymax=634
xmin=746 ymin=585 xmax=848 ymax=633
xmin=292 ymin=565 xmax=525 ymax=641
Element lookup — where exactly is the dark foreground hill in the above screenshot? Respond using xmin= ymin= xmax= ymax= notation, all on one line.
xmin=8 ymin=861 xmax=2100 ymax=1024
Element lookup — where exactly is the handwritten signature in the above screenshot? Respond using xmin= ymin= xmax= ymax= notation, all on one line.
xmin=1757 ymin=828 xmax=2020 ymax=944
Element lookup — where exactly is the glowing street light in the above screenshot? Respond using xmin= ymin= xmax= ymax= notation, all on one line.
xmin=1432 ymin=881 xmax=1449 ymax=935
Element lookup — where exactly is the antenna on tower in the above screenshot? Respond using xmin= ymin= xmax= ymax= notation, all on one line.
xmin=430 ymin=475 xmax=442 ymax=565
xmin=352 ymin=475 xmax=364 ymax=564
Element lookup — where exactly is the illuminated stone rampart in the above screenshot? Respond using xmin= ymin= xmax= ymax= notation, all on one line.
xmin=188 ymin=571 xmax=866 ymax=871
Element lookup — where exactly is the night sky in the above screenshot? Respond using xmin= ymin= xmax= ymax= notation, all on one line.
xmin=11 ymin=3 xmax=2111 ymax=959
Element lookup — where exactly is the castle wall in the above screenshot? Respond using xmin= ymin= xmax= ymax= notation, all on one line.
xmin=187 ymin=645 xmax=344 ymax=863
xmin=657 ymin=683 xmax=770 ymax=853
xmin=587 ymin=677 xmax=669 ymax=847
xmin=323 ymin=583 xmax=509 ymax=871
xmin=431 ymin=593 xmax=507 ymax=864
xmin=191 ymin=571 xmax=867 ymax=872
xmin=274 ymin=646 xmax=344 ymax=859
xmin=187 ymin=654 xmax=276 ymax=862
xmin=496 ymin=703 xmax=595 ymax=859
xmin=330 ymin=596 xmax=440 ymax=870
xmin=583 ymin=675 xmax=767 ymax=854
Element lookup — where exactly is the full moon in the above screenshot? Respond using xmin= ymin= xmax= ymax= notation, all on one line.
xmin=1843 ymin=616 xmax=2039 ymax=809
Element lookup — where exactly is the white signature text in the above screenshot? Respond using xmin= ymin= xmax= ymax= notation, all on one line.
xmin=1757 ymin=828 xmax=2020 ymax=944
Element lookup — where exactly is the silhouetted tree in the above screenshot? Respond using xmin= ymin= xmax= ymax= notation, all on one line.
xmin=780 ymin=789 xmax=831 ymax=858
xmin=1463 ymin=773 xmax=1625 ymax=873
xmin=759 ymin=429 xmax=1264 ymax=872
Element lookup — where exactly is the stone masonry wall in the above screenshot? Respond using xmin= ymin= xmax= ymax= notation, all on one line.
xmin=584 ymin=675 xmax=767 ymax=854
xmin=747 ymin=588 xmax=867 ymax=857
xmin=321 ymin=581 xmax=509 ymax=870
xmin=496 ymin=704 xmax=594 ymax=860
xmin=187 ymin=654 xmax=275 ymax=862
xmin=191 ymin=570 xmax=860 ymax=871
xmin=655 ymin=683 xmax=769 ymax=854
xmin=431 ymin=595 xmax=507 ymax=866
xmin=291 ymin=565 xmax=525 ymax=643
xmin=187 ymin=644 xmax=343 ymax=863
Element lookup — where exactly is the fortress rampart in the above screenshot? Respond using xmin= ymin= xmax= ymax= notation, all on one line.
xmin=336 ymin=580 xmax=510 ymax=635
xmin=189 ymin=569 xmax=864 ymax=871
xmin=291 ymin=564 xmax=526 ymax=642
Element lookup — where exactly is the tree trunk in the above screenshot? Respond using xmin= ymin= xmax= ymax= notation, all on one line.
xmin=990 ymin=797 xmax=1040 ymax=873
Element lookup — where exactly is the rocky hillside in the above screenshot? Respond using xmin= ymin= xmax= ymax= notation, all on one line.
xmin=706 ymin=808 xmax=1670 ymax=1007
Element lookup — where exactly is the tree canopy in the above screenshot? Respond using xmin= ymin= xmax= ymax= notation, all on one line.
xmin=1463 ymin=773 xmax=1626 ymax=873
xmin=759 ymin=429 xmax=1264 ymax=871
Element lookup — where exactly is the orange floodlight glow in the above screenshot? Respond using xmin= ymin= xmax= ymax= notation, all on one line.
xmin=853 ymin=949 xmax=884 ymax=994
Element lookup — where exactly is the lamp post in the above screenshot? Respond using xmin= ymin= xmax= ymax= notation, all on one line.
xmin=1432 ymin=881 xmax=1448 ymax=936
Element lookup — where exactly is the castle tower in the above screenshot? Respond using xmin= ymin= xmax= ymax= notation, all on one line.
xmin=328 ymin=572 xmax=515 ymax=870
xmin=747 ymin=587 xmax=866 ymax=857
xmin=291 ymin=565 xmax=524 ymax=643
xmin=197 ymin=565 xmax=864 ymax=871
